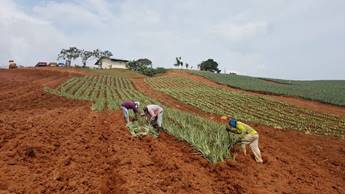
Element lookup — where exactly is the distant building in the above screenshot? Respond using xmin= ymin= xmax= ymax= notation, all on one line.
xmin=9 ymin=60 xmax=17 ymax=69
xmin=48 ymin=62 xmax=58 ymax=67
xmin=95 ymin=57 xmax=128 ymax=69
xmin=35 ymin=62 xmax=48 ymax=67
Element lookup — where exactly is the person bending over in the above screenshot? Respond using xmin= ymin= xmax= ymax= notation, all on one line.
xmin=226 ymin=118 xmax=263 ymax=163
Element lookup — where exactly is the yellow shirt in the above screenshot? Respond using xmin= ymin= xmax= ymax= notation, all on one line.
xmin=233 ymin=122 xmax=257 ymax=135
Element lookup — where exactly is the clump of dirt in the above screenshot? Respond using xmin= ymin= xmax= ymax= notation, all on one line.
xmin=24 ymin=147 xmax=36 ymax=158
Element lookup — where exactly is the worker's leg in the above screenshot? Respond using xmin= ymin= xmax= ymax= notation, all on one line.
xmin=249 ymin=134 xmax=263 ymax=163
xmin=241 ymin=144 xmax=247 ymax=155
xmin=241 ymin=135 xmax=254 ymax=155
xmin=121 ymin=106 xmax=129 ymax=123
xmin=156 ymin=111 xmax=163 ymax=127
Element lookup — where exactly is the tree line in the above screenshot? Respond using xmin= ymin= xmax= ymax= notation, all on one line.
xmin=57 ymin=47 xmax=113 ymax=67
xmin=174 ymin=57 xmax=221 ymax=73
xmin=57 ymin=47 xmax=221 ymax=74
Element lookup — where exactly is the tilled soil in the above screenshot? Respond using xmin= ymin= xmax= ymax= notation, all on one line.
xmin=0 ymin=69 xmax=344 ymax=194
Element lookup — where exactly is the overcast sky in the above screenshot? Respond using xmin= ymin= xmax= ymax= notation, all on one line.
xmin=0 ymin=0 xmax=344 ymax=80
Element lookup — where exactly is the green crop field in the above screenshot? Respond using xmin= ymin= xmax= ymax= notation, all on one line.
xmin=192 ymin=70 xmax=345 ymax=106
xmin=45 ymin=75 xmax=142 ymax=111
xmin=81 ymin=68 xmax=145 ymax=78
xmin=146 ymin=76 xmax=345 ymax=137
xmin=45 ymin=75 xmax=239 ymax=163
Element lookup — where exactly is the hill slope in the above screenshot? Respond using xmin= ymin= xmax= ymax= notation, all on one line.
xmin=192 ymin=70 xmax=345 ymax=106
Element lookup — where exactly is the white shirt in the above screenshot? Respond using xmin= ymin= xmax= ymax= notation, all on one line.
xmin=146 ymin=104 xmax=163 ymax=117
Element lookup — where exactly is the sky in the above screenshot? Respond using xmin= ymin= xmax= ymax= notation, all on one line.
xmin=0 ymin=0 xmax=344 ymax=80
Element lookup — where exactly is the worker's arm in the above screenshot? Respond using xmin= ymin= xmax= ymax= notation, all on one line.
xmin=226 ymin=122 xmax=231 ymax=130
xmin=226 ymin=124 xmax=241 ymax=134
xmin=133 ymin=105 xmax=141 ymax=119
xmin=148 ymin=109 xmax=156 ymax=120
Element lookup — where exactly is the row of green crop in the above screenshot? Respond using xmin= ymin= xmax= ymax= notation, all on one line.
xmin=45 ymin=75 xmax=142 ymax=111
xmin=191 ymin=70 xmax=345 ymax=106
xmin=146 ymin=76 xmax=345 ymax=137
xmin=126 ymin=102 xmax=239 ymax=163
xmin=163 ymin=108 xmax=238 ymax=162
xmin=81 ymin=68 xmax=146 ymax=78
xmin=45 ymin=75 xmax=239 ymax=163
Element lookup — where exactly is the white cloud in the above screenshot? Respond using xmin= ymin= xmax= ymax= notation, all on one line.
xmin=0 ymin=0 xmax=67 ymax=66
xmin=211 ymin=22 xmax=268 ymax=42
xmin=32 ymin=1 xmax=104 ymax=29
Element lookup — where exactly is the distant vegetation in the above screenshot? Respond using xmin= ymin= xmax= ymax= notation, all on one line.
xmin=172 ymin=57 xmax=220 ymax=72
xmin=81 ymin=68 xmax=145 ymax=78
xmin=146 ymin=76 xmax=345 ymax=137
xmin=126 ymin=58 xmax=166 ymax=77
xmin=57 ymin=47 xmax=113 ymax=67
xmin=199 ymin=59 xmax=221 ymax=73
xmin=192 ymin=71 xmax=345 ymax=106
xmin=173 ymin=57 xmax=191 ymax=69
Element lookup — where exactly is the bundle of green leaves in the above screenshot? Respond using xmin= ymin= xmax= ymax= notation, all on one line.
xmin=126 ymin=114 xmax=159 ymax=137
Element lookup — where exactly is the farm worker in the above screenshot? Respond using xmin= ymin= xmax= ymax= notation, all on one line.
xmin=143 ymin=104 xmax=164 ymax=131
xmin=226 ymin=118 xmax=263 ymax=163
xmin=121 ymin=100 xmax=140 ymax=124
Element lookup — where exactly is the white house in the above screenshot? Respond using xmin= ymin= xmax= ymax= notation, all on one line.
xmin=95 ymin=57 xmax=128 ymax=69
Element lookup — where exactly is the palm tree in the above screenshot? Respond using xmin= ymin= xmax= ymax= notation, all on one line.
xmin=174 ymin=57 xmax=180 ymax=68
xmin=174 ymin=57 xmax=183 ymax=68
xmin=197 ymin=64 xmax=201 ymax=70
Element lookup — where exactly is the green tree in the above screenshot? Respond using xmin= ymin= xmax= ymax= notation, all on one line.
xmin=57 ymin=47 xmax=80 ymax=67
xmin=101 ymin=50 xmax=113 ymax=58
xmin=126 ymin=58 xmax=152 ymax=72
xmin=199 ymin=59 xmax=221 ymax=73
xmin=136 ymin=58 xmax=152 ymax=68
xmin=127 ymin=58 xmax=166 ymax=77
xmin=80 ymin=50 xmax=93 ymax=68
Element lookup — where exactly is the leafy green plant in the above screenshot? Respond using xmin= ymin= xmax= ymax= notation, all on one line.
xmin=163 ymin=107 xmax=240 ymax=162
xmin=127 ymin=116 xmax=159 ymax=137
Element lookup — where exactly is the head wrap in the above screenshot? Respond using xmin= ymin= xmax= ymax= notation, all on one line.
xmin=229 ymin=118 xmax=237 ymax=128
xmin=134 ymin=101 xmax=140 ymax=107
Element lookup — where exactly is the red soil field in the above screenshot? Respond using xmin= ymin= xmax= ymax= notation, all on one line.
xmin=0 ymin=69 xmax=344 ymax=193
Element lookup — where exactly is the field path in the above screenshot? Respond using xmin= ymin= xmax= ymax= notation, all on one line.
xmin=0 ymin=69 xmax=344 ymax=193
